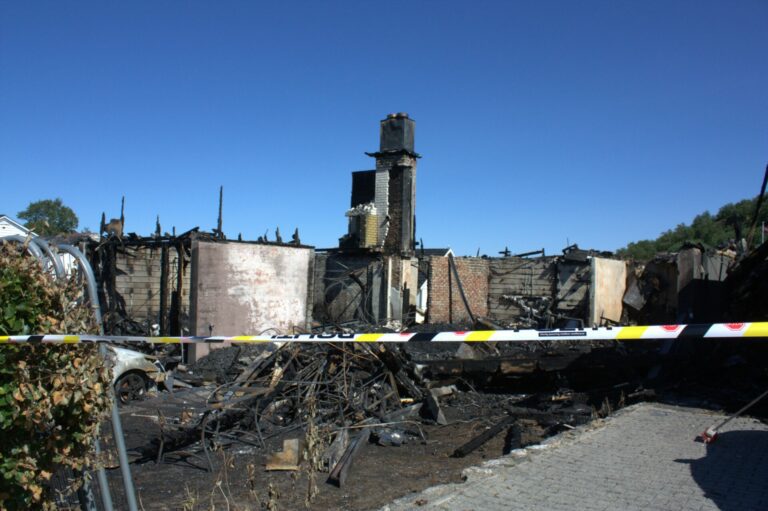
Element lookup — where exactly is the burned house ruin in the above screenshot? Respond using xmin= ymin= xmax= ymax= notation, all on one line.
xmin=72 ymin=114 xmax=746 ymax=349
xmin=5 ymin=113 xmax=767 ymax=511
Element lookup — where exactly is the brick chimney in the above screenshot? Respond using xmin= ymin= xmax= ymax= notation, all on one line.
xmin=341 ymin=113 xmax=420 ymax=256
xmin=380 ymin=112 xmax=415 ymax=153
xmin=373 ymin=113 xmax=418 ymax=256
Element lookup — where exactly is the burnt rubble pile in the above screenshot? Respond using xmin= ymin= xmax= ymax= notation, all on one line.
xmin=118 ymin=331 xmax=767 ymax=503
xmin=128 ymin=341 xmax=649 ymax=488
xmin=136 ymin=343 xmax=446 ymax=485
xmin=103 ymin=336 xmax=768 ymax=511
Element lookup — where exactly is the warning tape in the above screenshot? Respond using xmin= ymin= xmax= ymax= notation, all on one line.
xmin=1 ymin=322 xmax=767 ymax=344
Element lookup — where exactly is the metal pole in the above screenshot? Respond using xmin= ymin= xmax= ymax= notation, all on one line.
xmin=92 ymin=434 xmax=115 ymax=511
xmin=56 ymin=244 xmax=103 ymax=328
xmin=31 ymin=237 xmax=65 ymax=278
xmin=58 ymin=244 xmax=138 ymax=511
xmin=99 ymin=343 xmax=139 ymax=511
xmin=1 ymin=234 xmax=45 ymax=260
xmin=64 ymin=241 xmax=114 ymax=511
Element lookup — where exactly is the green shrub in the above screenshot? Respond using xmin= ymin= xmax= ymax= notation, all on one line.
xmin=0 ymin=242 xmax=111 ymax=510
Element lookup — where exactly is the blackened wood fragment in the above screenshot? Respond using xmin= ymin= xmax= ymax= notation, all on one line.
xmin=376 ymin=345 xmax=424 ymax=400
xmin=421 ymin=390 xmax=447 ymax=425
xmin=503 ymin=423 xmax=522 ymax=454
xmin=159 ymin=244 xmax=169 ymax=335
xmin=327 ymin=428 xmax=371 ymax=487
xmin=451 ymin=415 xmax=516 ymax=458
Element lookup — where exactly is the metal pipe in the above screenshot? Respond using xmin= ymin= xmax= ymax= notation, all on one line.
xmin=30 ymin=237 xmax=65 ymax=278
xmin=513 ymin=248 xmax=546 ymax=258
xmin=92 ymin=434 xmax=115 ymax=511
xmin=99 ymin=343 xmax=139 ymax=511
xmin=0 ymin=235 xmax=65 ymax=278
xmin=0 ymin=234 xmax=45 ymax=260
xmin=56 ymin=244 xmax=103 ymax=331
xmin=57 ymin=245 xmax=134 ymax=509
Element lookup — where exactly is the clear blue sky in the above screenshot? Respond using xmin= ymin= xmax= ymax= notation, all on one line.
xmin=1 ymin=1 xmax=766 ymax=256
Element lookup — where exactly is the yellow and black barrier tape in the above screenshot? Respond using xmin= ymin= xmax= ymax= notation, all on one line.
xmin=1 ymin=322 xmax=768 ymax=344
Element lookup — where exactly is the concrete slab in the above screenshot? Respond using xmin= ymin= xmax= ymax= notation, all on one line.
xmin=381 ymin=402 xmax=768 ymax=511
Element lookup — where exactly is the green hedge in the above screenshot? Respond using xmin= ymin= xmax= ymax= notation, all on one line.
xmin=0 ymin=242 xmax=111 ymax=510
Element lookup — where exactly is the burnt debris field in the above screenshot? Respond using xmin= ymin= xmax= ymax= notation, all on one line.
xmin=86 ymin=334 xmax=768 ymax=511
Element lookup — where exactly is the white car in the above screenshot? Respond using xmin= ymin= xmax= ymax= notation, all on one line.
xmin=109 ymin=346 xmax=166 ymax=404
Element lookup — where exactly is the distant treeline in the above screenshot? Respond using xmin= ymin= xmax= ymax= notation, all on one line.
xmin=616 ymin=196 xmax=768 ymax=261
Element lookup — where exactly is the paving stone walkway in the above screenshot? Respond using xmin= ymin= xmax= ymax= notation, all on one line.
xmin=381 ymin=402 xmax=768 ymax=511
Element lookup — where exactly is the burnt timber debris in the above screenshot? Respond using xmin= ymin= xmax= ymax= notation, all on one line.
xmin=107 ymin=327 xmax=766 ymax=509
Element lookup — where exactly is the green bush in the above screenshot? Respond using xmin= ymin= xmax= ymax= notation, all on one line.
xmin=0 ymin=242 xmax=111 ymax=510
xmin=617 ymin=196 xmax=768 ymax=260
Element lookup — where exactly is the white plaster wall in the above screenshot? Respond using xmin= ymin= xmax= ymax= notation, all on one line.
xmin=191 ymin=241 xmax=312 ymax=337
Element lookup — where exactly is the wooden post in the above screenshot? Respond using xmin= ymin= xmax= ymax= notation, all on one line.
xmin=447 ymin=257 xmax=453 ymax=324
xmin=171 ymin=241 xmax=185 ymax=336
xmin=217 ymin=186 xmax=223 ymax=239
xmin=159 ymin=244 xmax=170 ymax=336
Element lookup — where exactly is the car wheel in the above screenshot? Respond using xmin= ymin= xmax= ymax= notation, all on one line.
xmin=115 ymin=372 xmax=147 ymax=405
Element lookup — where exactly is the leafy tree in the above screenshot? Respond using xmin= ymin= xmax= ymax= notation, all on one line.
xmin=618 ymin=239 xmax=658 ymax=261
xmin=17 ymin=198 xmax=78 ymax=236
xmin=617 ymin=195 xmax=768 ymax=260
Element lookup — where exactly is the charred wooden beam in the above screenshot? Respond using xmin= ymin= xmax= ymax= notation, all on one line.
xmin=171 ymin=241 xmax=187 ymax=336
xmin=159 ymin=244 xmax=169 ymax=336
xmin=327 ymin=427 xmax=371 ymax=488
xmin=451 ymin=415 xmax=516 ymax=458
xmin=216 ymin=186 xmax=224 ymax=239
xmin=374 ymin=345 xmax=424 ymax=400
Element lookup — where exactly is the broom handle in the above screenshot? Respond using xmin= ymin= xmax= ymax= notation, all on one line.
xmin=711 ymin=388 xmax=768 ymax=432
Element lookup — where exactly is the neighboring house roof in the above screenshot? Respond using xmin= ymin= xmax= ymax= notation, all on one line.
xmin=419 ymin=248 xmax=453 ymax=257
xmin=0 ymin=215 xmax=35 ymax=238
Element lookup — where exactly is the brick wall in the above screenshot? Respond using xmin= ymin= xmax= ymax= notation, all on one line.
xmin=424 ymin=255 xmax=599 ymax=327
xmin=427 ymin=256 xmax=489 ymax=324
xmin=384 ymin=167 xmax=404 ymax=253
xmin=114 ymin=245 xmax=191 ymax=333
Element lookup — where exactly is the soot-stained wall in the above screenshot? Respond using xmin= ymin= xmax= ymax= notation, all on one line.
xmin=190 ymin=241 xmax=314 ymax=341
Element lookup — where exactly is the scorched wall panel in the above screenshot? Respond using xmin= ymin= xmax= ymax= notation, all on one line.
xmin=114 ymin=246 xmax=190 ymax=331
xmin=191 ymin=241 xmax=313 ymax=336
xmin=488 ymin=257 xmax=557 ymax=322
